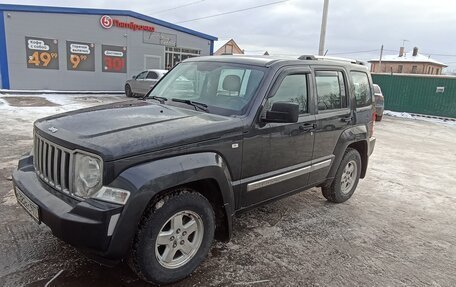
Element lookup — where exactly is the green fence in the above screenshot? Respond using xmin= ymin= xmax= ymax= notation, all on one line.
xmin=371 ymin=74 xmax=456 ymax=118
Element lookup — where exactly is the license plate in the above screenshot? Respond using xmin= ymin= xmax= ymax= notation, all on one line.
xmin=14 ymin=186 xmax=40 ymax=223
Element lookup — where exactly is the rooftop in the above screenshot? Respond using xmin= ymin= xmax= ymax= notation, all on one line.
xmin=0 ymin=3 xmax=217 ymax=41
xmin=369 ymin=51 xmax=447 ymax=67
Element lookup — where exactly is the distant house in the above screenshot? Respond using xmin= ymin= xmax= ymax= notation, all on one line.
xmin=214 ymin=39 xmax=244 ymax=55
xmin=369 ymin=47 xmax=447 ymax=75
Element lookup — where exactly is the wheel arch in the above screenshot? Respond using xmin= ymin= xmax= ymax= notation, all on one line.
xmin=104 ymin=152 xmax=234 ymax=260
xmin=325 ymin=125 xmax=370 ymax=183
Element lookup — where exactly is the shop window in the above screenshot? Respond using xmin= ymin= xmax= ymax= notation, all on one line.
xmin=412 ymin=65 xmax=417 ymax=73
xmin=398 ymin=65 xmax=403 ymax=73
xmin=165 ymin=47 xmax=201 ymax=69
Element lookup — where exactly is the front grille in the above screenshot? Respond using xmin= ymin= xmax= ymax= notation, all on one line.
xmin=33 ymin=133 xmax=72 ymax=193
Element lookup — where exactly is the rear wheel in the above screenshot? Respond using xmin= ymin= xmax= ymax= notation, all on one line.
xmin=125 ymin=84 xmax=133 ymax=97
xmin=130 ymin=189 xmax=215 ymax=285
xmin=322 ymin=148 xmax=361 ymax=203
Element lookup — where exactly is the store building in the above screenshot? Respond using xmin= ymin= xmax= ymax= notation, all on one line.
xmin=0 ymin=4 xmax=217 ymax=90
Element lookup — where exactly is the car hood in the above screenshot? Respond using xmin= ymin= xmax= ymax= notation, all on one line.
xmin=34 ymin=100 xmax=244 ymax=161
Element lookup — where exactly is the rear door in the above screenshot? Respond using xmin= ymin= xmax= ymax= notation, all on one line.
xmin=132 ymin=71 xmax=148 ymax=94
xmin=240 ymin=67 xmax=316 ymax=208
xmin=144 ymin=71 xmax=160 ymax=93
xmin=308 ymin=68 xmax=352 ymax=185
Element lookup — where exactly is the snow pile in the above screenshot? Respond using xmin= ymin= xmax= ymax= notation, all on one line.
xmin=384 ymin=110 xmax=456 ymax=126
xmin=383 ymin=110 xmax=414 ymax=119
xmin=0 ymin=93 xmax=126 ymax=124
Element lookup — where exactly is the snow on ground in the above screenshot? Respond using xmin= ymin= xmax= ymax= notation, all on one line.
xmin=383 ymin=110 xmax=456 ymax=126
xmin=0 ymin=93 xmax=126 ymax=140
xmin=0 ymin=93 xmax=126 ymax=122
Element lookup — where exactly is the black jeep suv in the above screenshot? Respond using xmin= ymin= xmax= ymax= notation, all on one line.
xmin=13 ymin=55 xmax=376 ymax=285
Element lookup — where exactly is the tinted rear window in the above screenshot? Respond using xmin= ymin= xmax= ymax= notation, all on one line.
xmin=351 ymin=71 xmax=373 ymax=107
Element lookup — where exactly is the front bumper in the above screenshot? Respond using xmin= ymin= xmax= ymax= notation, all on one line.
xmin=12 ymin=154 xmax=123 ymax=257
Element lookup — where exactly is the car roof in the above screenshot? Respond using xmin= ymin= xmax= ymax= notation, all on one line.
xmin=186 ymin=55 xmax=369 ymax=71
xmin=146 ymin=69 xmax=168 ymax=73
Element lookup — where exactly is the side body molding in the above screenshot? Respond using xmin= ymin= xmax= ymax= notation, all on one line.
xmin=104 ymin=152 xmax=235 ymax=259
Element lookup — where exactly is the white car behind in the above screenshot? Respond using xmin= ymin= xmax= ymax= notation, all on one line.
xmin=125 ymin=69 xmax=168 ymax=97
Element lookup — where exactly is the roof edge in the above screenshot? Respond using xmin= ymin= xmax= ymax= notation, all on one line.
xmin=0 ymin=3 xmax=218 ymax=41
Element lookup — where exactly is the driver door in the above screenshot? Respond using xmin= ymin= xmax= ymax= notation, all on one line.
xmin=240 ymin=67 xmax=316 ymax=208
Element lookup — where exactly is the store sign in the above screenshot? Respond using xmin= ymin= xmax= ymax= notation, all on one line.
xmin=143 ymin=31 xmax=177 ymax=47
xmin=100 ymin=15 xmax=155 ymax=32
xmin=25 ymin=37 xmax=59 ymax=69
xmin=102 ymin=45 xmax=127 ymax=73
xmin=66 ymin=41 xmax=95 ymax=71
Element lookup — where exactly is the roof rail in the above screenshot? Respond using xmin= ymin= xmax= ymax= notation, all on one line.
xmin=298 ymin=55 xmax=366 ymax=66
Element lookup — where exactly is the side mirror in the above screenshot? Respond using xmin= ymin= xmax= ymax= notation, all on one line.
xmin=263 ymin=102 xmax=299 ymax=123
xmin=132 ymin=75 xmax=137 ymax=79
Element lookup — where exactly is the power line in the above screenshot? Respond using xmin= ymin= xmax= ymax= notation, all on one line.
xmin=150 ymin=0 xmax=205 ymax=15
xmin=176 ymin=0 xmax=290 ymax=23
xmin=420 ymin=52 xmax=456 ymax=57
xmin=328 ymin=49 xmax=379 ymax=55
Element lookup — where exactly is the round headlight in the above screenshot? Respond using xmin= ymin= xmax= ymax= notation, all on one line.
xmin=78 ymin=155 xmax=101 ymax=188
xmin=74 ymin=154 xmax=102 ymax=198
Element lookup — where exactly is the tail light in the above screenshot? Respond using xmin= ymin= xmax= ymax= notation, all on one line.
xmin=370 ymin=111 xmax=376 ymax=137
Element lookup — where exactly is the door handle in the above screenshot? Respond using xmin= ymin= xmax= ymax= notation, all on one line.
xmin=299 ymin=123 xmax=316 ymax=132
xmin=341 ymin=116 xmax=353 ymax=123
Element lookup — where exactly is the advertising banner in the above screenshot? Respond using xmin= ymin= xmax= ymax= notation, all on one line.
xmin=143 ymin=31 xmax=177 ymax=47
xmin=66 ymin=41 xmax=95 ymax=71
xmin=25 ymin=37 xmax=59 ymax=69
xmin=102 ymin=45 xmax=127 ymax=73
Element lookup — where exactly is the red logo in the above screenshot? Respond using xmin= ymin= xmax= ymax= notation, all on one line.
xmin=99 ymin=15 xmax=154 ymax=32
xmin=100 ymin=15 xmax=113 ymax=29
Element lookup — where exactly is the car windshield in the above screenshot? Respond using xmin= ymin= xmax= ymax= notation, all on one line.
xmin=148 ymin=61 xmax=265 ymax=116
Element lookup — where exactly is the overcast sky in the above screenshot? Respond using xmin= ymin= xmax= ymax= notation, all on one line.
xmin=5 ymin=0 xmax=456 ymax=71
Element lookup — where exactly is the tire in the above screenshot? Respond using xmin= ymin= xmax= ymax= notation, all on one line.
xmin=322 ymin=148 xmax=362 ymax=203
xmin=130 ymin=189 xmax=215 ymax=285
xmin=376 ymin=114 xmax=383 ymax=121
xmin=125 ymin=84 xmax=133 ymax=97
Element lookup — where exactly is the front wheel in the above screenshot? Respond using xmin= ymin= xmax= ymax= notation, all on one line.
xmin=125 ymin=84 xmax=133 ymax=97
xmin=322 ymin=148 xmax=362 ymax=203
xmin=130 ymin=189 xmax=215 ymax=285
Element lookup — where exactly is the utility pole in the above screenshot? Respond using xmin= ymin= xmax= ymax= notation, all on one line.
xmin=378 ymin=44 xmax=383 ymax=73
xmin=318 ymin=0 xmax=329 ymax=56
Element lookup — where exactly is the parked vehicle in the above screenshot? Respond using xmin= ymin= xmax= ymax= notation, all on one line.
xmin=125 ymin=69 xmax=168 ymax=97
xmin=373 ymin=84 xmax=384 ymax=121
xmin=13 ymin=55 xmax=376 ymax=285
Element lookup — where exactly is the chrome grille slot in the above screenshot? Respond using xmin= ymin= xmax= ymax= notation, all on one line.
xmin=34 ymin=133 xmax=72 ymax=193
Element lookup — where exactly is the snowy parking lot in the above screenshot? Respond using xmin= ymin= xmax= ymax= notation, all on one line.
xmin=1 ymin=94 xmax=456 ymax=286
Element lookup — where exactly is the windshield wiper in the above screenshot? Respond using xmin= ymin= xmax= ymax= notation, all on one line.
xmin=141 ymin=89 xmax=167 ymax=104
xmin=171 ymin=98 xmax=208 ymax=112
xmin=148 ymin=95 xmax=168 ymax=104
